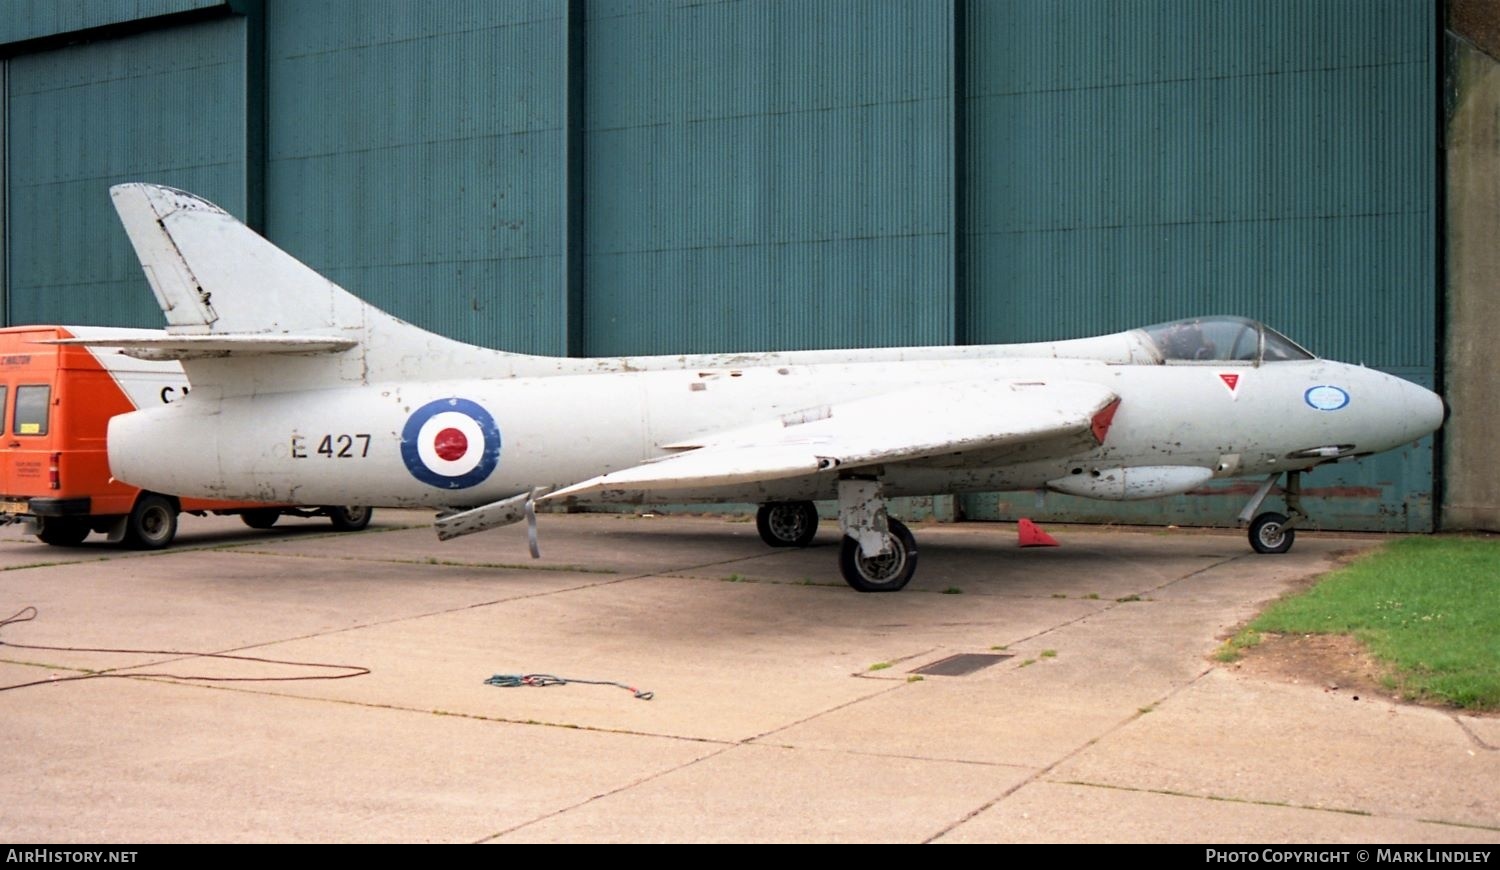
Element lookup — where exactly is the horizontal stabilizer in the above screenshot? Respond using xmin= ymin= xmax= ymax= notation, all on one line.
xmin=43 ymin=334 xmax=356 ymax=361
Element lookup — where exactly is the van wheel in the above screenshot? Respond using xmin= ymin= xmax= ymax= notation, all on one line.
xmin=37 ymin=517 xmax=90 ymax=547
xmin=124 ymin=494 xmax=178 ymax=550
xmin=241 ymin=509 xmax=281 ymax=530
xmin=328 ymin=506 xmax=372 ymax=532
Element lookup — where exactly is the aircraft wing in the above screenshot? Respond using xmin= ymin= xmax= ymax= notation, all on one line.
xmin=544 ymin=379 xmax=1119 ymax=500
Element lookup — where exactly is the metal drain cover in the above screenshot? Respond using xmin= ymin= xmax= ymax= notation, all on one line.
xmin=910 ymin=653 xmax=1013 ymax=677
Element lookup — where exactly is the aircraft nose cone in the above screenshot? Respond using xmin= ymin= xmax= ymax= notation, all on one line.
xmin=1404 ymin=381 xmax=1446 ymax=441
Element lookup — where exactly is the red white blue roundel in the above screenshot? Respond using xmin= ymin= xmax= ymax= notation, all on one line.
xmin=401 ymin=398 xmax=501 ymax=489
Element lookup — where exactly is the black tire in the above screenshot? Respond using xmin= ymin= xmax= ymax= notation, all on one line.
xmin=36 ymin=517 xmax=90 ymax=547
xmin=327 ymin=506 xmax=373 ymax=532
xmin=124 ymin=493 xmax=178 ymax=550
xmin=1249 ymin=511 xmax=1295 ymax=555
xmin=839 ymin=517 xmax=919 ymax=592
xmin=755 ymin=501 xmax=819 ymax=547
xmin=240 ymin=509 xmax=281 ymax=530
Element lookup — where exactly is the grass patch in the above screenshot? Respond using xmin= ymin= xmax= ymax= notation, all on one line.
xmin=906 ymin=675 xmax=924 ymax=683
xmin=1018 ymin=658 xmax=1036 ymax=668
xmin=868 ymin=662 xmax=892 ymax=672
xmin=1116 ymin=594 xmax=1142 ymax=603
xmin=1040 ymin=649 xmax=1057 ymax=659
xmin=1214 ymin=629 xmax=1262 ymax=663
xmin=1248 ymin=536 xmax=1500 ymax=709
xmin=941 ymin=587 xmax=963 ymax=595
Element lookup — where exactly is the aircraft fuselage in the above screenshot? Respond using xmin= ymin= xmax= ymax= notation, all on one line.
xmin=108 ymin=353 xmax=1439 ymax=509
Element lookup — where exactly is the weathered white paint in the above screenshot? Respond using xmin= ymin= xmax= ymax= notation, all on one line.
xmin=1046 ymin=465 xmax=1216 ymax=500
xmin=87 ymin=185 xmax=1443 ymax=540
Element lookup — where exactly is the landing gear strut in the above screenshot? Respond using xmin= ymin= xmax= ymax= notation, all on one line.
xmin=835 ymin=478 xmax=918 ymax=592
xmin=1239 ymin=470 xmax=1306 ymax=554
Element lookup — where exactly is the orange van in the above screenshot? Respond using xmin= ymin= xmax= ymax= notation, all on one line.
xmin=0 ymin=325 xmax=371 ymax=549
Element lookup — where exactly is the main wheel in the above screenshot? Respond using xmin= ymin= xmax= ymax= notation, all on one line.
xmin=328 ymin=506 xmax=373 ymax=532
xmin=36 ymin=517 xmax=90 ymax=547
xmin=756 ymin=501 xmax=819 ymax=547
xmin=839 ymin=517 xmax=918 ymax=592
xmin=241 ymin=509 xmax=281 ymax=530
xmin=124 ymin=493 xmax=178 ymax=550
xmin=1249 ymin=511 xmax=1295 ymax=554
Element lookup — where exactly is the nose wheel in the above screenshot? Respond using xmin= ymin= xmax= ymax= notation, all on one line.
xmin=1248 ymin=511 xmax=1295 ymax=554
xmin=1239 ymin=471 xmax=1306 ymax=554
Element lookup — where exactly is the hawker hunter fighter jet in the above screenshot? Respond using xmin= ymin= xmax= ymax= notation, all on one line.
xmin=61 ymin=184 xmax=1445 ymax=591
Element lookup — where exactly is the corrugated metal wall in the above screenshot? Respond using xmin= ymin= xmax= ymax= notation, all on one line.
xmin=960 ymin=0 xmax=1436 ymax=531
xmin=0 ymin=0 xmax=224 ymax=45
xmin=583 ymin=0 xmax=955 ymax=355
xmin=265 ymin=0 xmax=567 ymax=354
xmin=0 ymin=0 xmax=1440 ymax=531
xmin=4 ymin=16 xmax=246 ymax=327
xmin=965 ymin=0 xmax=1434 ymax=369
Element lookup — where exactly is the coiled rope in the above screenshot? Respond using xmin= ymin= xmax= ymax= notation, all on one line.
xmin=485 ymin=672 xmax=653 ymax=700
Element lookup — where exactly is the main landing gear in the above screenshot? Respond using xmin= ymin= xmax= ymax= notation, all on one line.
xmin=755 ymin=501 xmax=819 ymax=548
xmin=755 ymin=478 xmax=920 ymax=592
xmin=1239 ymin=470 xmax=1306 ymax=555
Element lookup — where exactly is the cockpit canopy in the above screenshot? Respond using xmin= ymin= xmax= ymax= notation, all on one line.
xmin=1139 ymin=317 xmax=1315 ymax=365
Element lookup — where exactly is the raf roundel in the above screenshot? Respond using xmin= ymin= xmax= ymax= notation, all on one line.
xmin=401 ymin=398 xmax=502 ymax=489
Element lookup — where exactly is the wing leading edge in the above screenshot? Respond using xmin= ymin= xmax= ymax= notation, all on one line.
xmin=544 ymin=379 xmax=1119 ymax=501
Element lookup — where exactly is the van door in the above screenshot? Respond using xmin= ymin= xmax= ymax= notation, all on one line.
xmin=0 ymin=328 xmax=57 ymax=508
xmin=0 ymin=385 xmax=11 ymax=506
xmin=11 ymin=383 xmax=55 ymax=501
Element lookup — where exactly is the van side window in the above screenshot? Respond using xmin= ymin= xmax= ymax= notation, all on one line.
xmin=14 ymin=385 xmax=50 ymax=436
xmin=0 ymin=387 xmax=7 ymax=434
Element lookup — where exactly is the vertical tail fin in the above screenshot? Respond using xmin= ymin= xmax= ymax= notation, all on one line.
xmin=110 ymin=184 xmax=366 ymax=337
xmin=108 ymin=183 xmax=547 ymax=394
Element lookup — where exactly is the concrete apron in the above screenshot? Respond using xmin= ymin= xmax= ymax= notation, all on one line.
xmin=0 ymin=511 xmax=1492 ymax=843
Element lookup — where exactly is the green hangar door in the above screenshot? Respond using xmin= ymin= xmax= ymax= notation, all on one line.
xmin=5 ymin=16 xmax=249 ymax=328
xmin=959 ymin=1 xmax=1437 ymax=533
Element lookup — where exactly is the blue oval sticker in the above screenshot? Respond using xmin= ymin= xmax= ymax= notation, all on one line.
xmin=1304 ymin=385 xmax=1350 ymax=412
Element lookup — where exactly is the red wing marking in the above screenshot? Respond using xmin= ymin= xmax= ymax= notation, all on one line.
xmin=1091 ymin=398 xmax=1121 ymax=445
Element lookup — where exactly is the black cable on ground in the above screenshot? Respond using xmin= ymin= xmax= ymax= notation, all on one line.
xmin=0 ymin=606 xmax=370 ymax=692
xmin=485 ymin=672 xmax=653 ymax=700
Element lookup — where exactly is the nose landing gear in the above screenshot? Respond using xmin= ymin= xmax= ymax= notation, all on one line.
xmin=1239 ymin=470 xmax=1306 ymax=554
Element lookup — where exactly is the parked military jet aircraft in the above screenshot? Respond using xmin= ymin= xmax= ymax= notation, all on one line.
xmin=62 ymin=184 xmax=1445 ymax=591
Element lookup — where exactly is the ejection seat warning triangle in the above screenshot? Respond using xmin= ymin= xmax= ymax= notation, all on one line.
xmin=1219 ymin=373 xmax=1241 ymax=398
